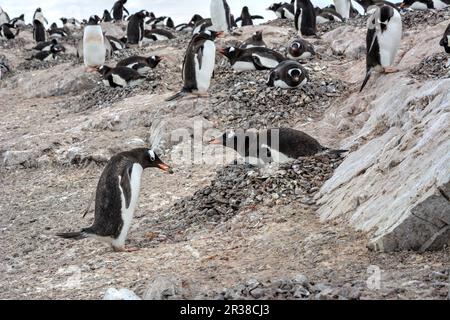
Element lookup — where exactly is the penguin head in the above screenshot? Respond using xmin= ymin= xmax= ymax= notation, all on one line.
xmin=288 ymin=40 xmax=305 ymax=57
xmin=252 ymin=31 xmax=263 ymax=41
xmin=242 ymin=6 xmax=250 ymax=14
xmin=88 ymin=15 xmax=101 ymax=25
xmin=98 ymin=65 xmax=112 ymax=76
xmin=218 ymin=46 xmax=240 ymax=60
xmin=36 ymin=8 xmax=42 ymax=13
xmin=266 ymin=4 xmax=281 ymax=12
xmin=287 ymin=68 xmax=303 ymax=84
xmin=209 ymin=130 xmax=242 ymax=151
xmin=141 ymin=148 xmax=172 ymax=173
xmin=147 ymin=55 xmax=163 ymax=67
xmin=189 ymin=14 xmax=203 ymax=25
xmin=60 ymin=17 xmax=67 ymax=24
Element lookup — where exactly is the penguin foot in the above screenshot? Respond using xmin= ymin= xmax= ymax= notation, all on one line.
xmin=85 ymin=66 xmax=99 ymax=73
xmin=383 ymin=67 xmax=399 ymax=74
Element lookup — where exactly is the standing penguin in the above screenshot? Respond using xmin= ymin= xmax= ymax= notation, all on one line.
xmin=127 ymin=10 xmax=149 ymax=45
xmin=33 ymin=20 xmax=46 ymax=43
xmin=334 ymin=0 xmax=352 ymax=19
xmin=210 ymin=0 xmax=232 ymax=32
xmin=0 ymin=6 xmax=10 ymax=25
xmin=112 ymin=0 xmax=129 ymax=21
xmin=57 ymin=148 xmax=172 ymax=252
xmin=10 ymin=14 xmax=26 ymax=28
xmin=166 ymin=30 xmax=221 ymax=101
xmin=267 ymin=60 xmax=309 ymax=88
xmin=360 ymin=4 xmax=402 ymax=91
xmin=83 ymin=15 xmax=106 ymax=72
xmin=33 ymin=8 xmax=48 ymax=25
xmin=295 ymin=0 xmax=317 ymax=36
xmin=235 ymin=6 xmax=264 ymax=26
xmin=103 ymin=9 xmax=113 ymax=22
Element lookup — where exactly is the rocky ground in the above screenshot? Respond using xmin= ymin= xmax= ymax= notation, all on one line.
xmin=0 ymin=9 xmax=449 ymax=300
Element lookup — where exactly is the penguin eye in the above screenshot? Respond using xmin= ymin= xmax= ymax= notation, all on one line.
xmin=148 ymin=150 xmax=156 ymax=161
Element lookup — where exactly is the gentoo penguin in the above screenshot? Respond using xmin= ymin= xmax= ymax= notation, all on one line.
xmin=230 ymin=14 xmax=238 ymax=28
xmin=192 ymin=19 xmax=214 ymax=35
xmin=127 ymin=10 xmax=149 ymax=45
xmin=333 ymin=0 xmax=352 ymax=19
xmin=240 ymin=31 xmax=267 ymax=49
xmin=315 ymin=7 xmax=344 ymax=24
xmin=27 ymin=43 xmax=64 ymax=61
xmin=33 ymin=38 xmax=59 ymax=52
xmin=33 ymin=8 xmax=48 ymax=25
xmin=166 ymin=30 xmax=221 ymax=101
xmin=399 ymin=0 xmax=449 ymax=9
xmin=98 ymin=65 xmax=146 ymax=88
xmin=61 ymin=17 xmax=81 ymax=30
xmin=360 ymin=3 xmax=402 ymax=91
xmin=116 ymin=55 xmax=163 ymax=75
xmin=267 ymin=2 xmax=296 ymax=20
xmin=219 ymin=46 xmax=286 ymax=72
xmin=287 ymin=38 xmax=315 ymax=60
xmin=166 ymin=17 xmax=175 ymax=29
xmin=105 ymin=35 xmax=126 ymax=51
xmin=10 ymin=14 xmax=26 ymax=28
xmin=0 ymin=61 xmax=10 ymax=79
xmin=0 ymin=24 xmax=17 ymax=40
xmin=267 ymin=60 xmax=308 ymax=88
xmin=439 ymin=23 xmax=450 ymax=53
xmin=143 ymin=29 xmax=176 ymax=42
xmin=57 ymin=148 xmax=172 ymax=252
xmin=175 ymin=14 xmax=204 ymax=33
xmin=48 ymin=27 xmax=69 ymax=39
xmin=33 ymin=20 xmax=46 ymax=43
xmin=209 ymin=128 xmax=347 ymax=166
xmin=295 ymin=0 xmax=317 ymax=36
xmin=103 ymin=9 xmax=113 ymax=22
xmin=112 ymin=0 xmax=129 ymax=21
xmin=0 ymin=6 xmax=10 ymax=25
xmin=83 ymin=15 xmax=106 ymax=71
xmin=210 ymin=0 xmax=232 ymax=32
xmin=235 ymin=6 xmax=264 ymax=26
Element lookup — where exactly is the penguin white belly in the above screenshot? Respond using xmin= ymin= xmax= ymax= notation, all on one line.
xmin=112 ymin=163 xmax=143 ymax=248
xmin=410 ymin=2 xmax=429 ymax=10
xmin=83 ymin=25 xmax=106 ymax=68
xmin=432 ymin=0 xmax=448 ymax=9
xmin=275 ymin=11 xmax=282 ymax=18
xmin=252 ymin=54 xmax=280 ymax=68
xmin=0 ymin=13 xmax=8 ymax=25
xmin=154 ymin=33 xmax=169 ymax=41
xmin=112 ymin=74 xmax=129 ymax=87
xmin=210 ymin=0 xmax=228 ymax=31
xmin=334 ymin=0 xmax=350 ymax=19
xmin=233 ymin=61 xmax=256 ymax=72
xmin=195 ymin=40 xmax=216 ymax=92
xmin=297 ymin=14 xmax=302 ymax=33
xmin=377 ymin=11 xmax=402 ymax=67
xmin=284 ymin=9 xmax=295 ymax=20
xmin=316 ymin=16 xmax=330 ymax=24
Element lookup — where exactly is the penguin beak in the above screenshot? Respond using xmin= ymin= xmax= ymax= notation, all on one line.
xmin=208 ymin=138 xmax=222 ymax=145
xmin=216 ymin=31 xmax=224 ymax=38
xmin=157 ymin=162 xmax=173 ymax=174
xmin=218 ymin=47 xmax=226 ymax=54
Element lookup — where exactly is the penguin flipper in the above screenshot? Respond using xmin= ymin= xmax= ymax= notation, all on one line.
xmin=326 ymin=149 xmax=349 ymax=155
xmin=359 ymin=69 xmax=372 ymax=92
xmin=251 ymin=15 xmax=264 ymax=20
xmin=196 ymin=45 xmax=204 ymax=70
xmin=165 ymin=90 xmax=188 ymax=102
xmin=294 ymin=9 xmax=300 ymax=31
xmin=120 ymin=165 xmax=133 ymax=209
xmin=56 ymin=231 xmax=87 ymax=240
xmin=235 ymin=17 xmax=242 ymax=23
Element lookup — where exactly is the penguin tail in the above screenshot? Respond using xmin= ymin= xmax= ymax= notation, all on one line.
xmin=165 ymin=90 xmax=188 ymax=102
xmin=56 ymin=231 xmax=88 ymax=240
xmin=360 ymin=69 xmax=372 ymax=92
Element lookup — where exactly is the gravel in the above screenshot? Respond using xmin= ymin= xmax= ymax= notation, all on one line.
xmin=410 ymin=52 xmax=450 ymax=81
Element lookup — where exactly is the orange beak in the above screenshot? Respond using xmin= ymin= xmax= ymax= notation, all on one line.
xmin=209 ymin=138 xmax=222 ymax=145
xmin=218 ymin=47 xmax=226 ymax=54
xmin=157 ymin=162 xmax=173 ymax=173
xmin=216 ymin=31 xmax=224 ymax=38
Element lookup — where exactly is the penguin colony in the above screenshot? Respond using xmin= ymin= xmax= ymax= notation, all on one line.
xmin=0 ymin=1 xmax=449 ymax=252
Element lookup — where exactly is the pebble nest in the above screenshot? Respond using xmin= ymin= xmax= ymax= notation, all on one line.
xmin=205 ymin=63 xmax=347 ymax=129
xmin=155 ymin=154 xmax=343 ymax=241
xmin=16 ymin=54 xmax=79 ymax=71
xmin=402 ymin=8 xmax=450 ymax=30
xmin=410 ymin=52 xmax=450 ymax=80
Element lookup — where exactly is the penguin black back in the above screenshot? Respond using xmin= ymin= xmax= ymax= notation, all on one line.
xmin=295 ymin=0 xmax=317 ymax=36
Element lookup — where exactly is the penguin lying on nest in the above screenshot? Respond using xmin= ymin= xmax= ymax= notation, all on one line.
xmin=98 ymin=65 xmax=146 ymax=88
xmin=209 ymin=128 xmax=348 ymax=166
xmin=116 ymin=55 xmax=163 ymax=75
xmin=57 ymin=148 xmax=172 ymax=252
xmin=219 ymin=46 xmax=286 ymax=71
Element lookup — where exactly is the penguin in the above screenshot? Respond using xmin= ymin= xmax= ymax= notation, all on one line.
xmin=267 ymin=2 xmax=296 ymax=20
xmin=295 ymin=0 xmax=317 ymax=37
xmin=112 ymin=0 xmax=129 ymax=21
xmin=116 ymin=55 xmax=163 ymax=75
xmin=360 ymin=3 xmax=402 ymax=92
xmin=98 ymin=65 xmax=146 ymax=88
xmin=50 ymin=22 xmax=58 ymax=30
xmin=60 ymin=17 xmax=81 ymax=30
xmin=315 ymin=7 xmax=344 ymax=24
xmin=127 ymin=10 xmax=149 ymax=45
xmin=0 ymin=61 xmax=10 ymax=79
xmin=33 ymin=8 xmax=48 ymax=26
xmin=0 ymin=23 xmax=17 ymax=40
xmin=10 ymin=14 xmax=26 ymax=28
xmin=230 ymin=14 xmax=238 ymax=28
xmin=27 ymin=43 xmax=64 ymax=61
xmin=267 ymin=60 xmax=308 ymax=88
xmin=48 ymin=27 xmax=69 ymax=39
xmin=105 ymin=35 xmax=126 ymax=51
xmin=166 ymin=17 xmax=175 ymax=29
xmin=192 ymin=19 xmax=214 ymax=35
xmin=399 ymin=0 xmax=449 ymax=9
xmin=143 ymin=29 xmax=176 ymax=42
xmin=439 ymin=23 xmax=450 ymax=53
xmin=103 ymin=9 xmax=113 ymax=22
xmin=235 ymin=6 xmax=264 ymax=26
xmin=166 ymin=30 xmax=221 ymax=101
xmin=219 ymin=46 xmax=286 ymax=72
xmin=240 ymin=31 xmax=267 ymax=49
xmin=0 ymin=6 xmax=10 ymax=25
xmin=83 ymin=15 xmax=106 ymax=71
xmin=33 ymin=19 xmax=46 ymax=43
xmin=175 ymin=14 xmax=204 ymax=32
xmin=210 ymin=0 xmax=232 ymax=32
xmin=57 ymin=148 xmax=172 ymax=252
xmin=33 ymin=38 xmax=58 ymax=51
xmin=209 ymin=128 xmax=348 ymax=166
xmin=333 ymin=0 xmax=352 ymax=19
xmin=287 ymin=38 xmax=315 ymax=60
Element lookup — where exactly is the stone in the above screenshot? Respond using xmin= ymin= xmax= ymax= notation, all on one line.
xmin=2 ymin=150 xmax=36 ymax=167
xmin=143 ymin=276 xmax=181 ymax=300
xmin=103 ymin=288 xmax=141 ymax=300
